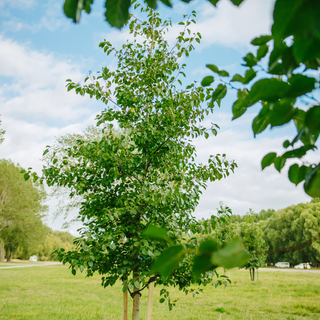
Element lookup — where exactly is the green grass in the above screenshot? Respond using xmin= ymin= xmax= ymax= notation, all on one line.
xmin=1 ymin=266 xmax=320 ymax=319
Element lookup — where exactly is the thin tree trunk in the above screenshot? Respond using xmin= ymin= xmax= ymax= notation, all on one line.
xmin=249 ymin=268 xmax=252 ymax=281
xmin=123 ymin=290 xmax=128 ymax=320
xmin=132 ymin=272 xmax=140 ymax=320
xmin=257 ymin=268 xmax=259 ymax=281
xmin=146 ymin=278 xmax=155 ymax=320
xmin=5 ymin=244 xmax=12 ymax=262
xmin=252 ymin=268 xmax=255 ymax=281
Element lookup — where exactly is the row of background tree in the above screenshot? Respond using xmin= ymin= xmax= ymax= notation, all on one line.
xmin=207 ymin=200 xmax=320 ymax=271
xmin=0 ymin=158 xmax=73 ymax=262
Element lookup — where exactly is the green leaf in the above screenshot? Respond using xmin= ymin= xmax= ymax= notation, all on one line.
xmin=134 ymin=281 xmax=140 ymax=289
xmin=283 ymin=140 xmax=290 ymax=148
xmin=304 ymin=164 xmax=320 ymax=198
xmin=160 ymin=0 xmax=172 ymax=6
xmin=143 ymin=225 xmax=171 ymax=242
xmin=204 ymin=132 xmax=209 ymax=139
xmin=193 ymin=239 xmax=219 ymax=279
xmin=272 ymin=0 xmax=320 ymax=42
xmin=286 ymin=74 xmax=316 ymax=98
xmin=257 ymin=44 xmax=268 ymax=60
xmin=273 ymin=156 xmax=286 ymax=172
xmin=261 ymin=152 xmax=277 ymax=169
xmin=151 ymin=245 xmax=185 ymax=279
xmin=122 ymin=285 xmax=128 ymax=293
xmin=79 ymin=265 xmax=84 ymax=273
xmin=63 ymin=0 xmax=93 ymax=23
xmin=23 ymin=173 xmax=30 ymax=181
xmin=159 ymin=298 xmax=165 ymax=303
xmin=63 ymin=0 xmax=80 ymax=23
xmin=211 ymin=84 xmax=227 ymax=101
xmin=145 ymin=0 xmax=157 ymax=9
xmin=43 ymin=149 xmax=49 ymax=156
xmin=252 ymin=106 xmax=270 ymax=135
xmin=293 ymin=36 xmax=320 ymax=63
xmin=206 ymin=63 xmax=229 ymax=76
xmin=231 ymin=68 xmax=256 ymax=84
xmin=201 ymin=76 xmax=214 ymax=87
xmin=206 ymin=64 xmax=219 ymax=73
xmin=212 ymin=240 xmax=249 ymax=269
xmin=230 ymin=0 xmax=244 ymax=5
xmin=207 ymin=0 xmax=219 ymax=5
xmin=218 ymin=70 xmax=229 ymax=77
xmin=251 ymin=35 xmax=273 ymax=46
xmin=305 ymin=106 xmax=320 ymax=134
xmin=249 ymin=78 xmax=290 ymax=102
xmin=269 ymin=99 xmax=295 ymax=127
xmin=281 ymin=145 xmax=315 ymax=159
xmin=232 ymin=89 xmax=249 ymax=119
xmin=288 ymin=164 xmax=309 ymax=186
xmin=242 ymin=53 xmax=257 ymax=67
xmin=105 ymin=0 xmax=131 ymax=29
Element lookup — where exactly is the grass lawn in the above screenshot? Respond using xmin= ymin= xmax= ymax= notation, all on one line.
xmin=1 ymin=265 xmax=320 ymax=320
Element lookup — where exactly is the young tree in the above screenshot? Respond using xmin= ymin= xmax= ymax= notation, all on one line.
xmin=238 ymin=221 xmax=268 ymax=281
xmin=34 ymin=6 xmax=236 ymax=319
xmin=0 ymin=159 xmax=47 ymax=261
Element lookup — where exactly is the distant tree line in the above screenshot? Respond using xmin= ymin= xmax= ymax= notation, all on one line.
xmin=0 ymin=159 xmax=73 ymax=262
xmin=14 ymin=226 xmax=74 ymax=261
xmin=210 ymin=201 xmax=320 ymax=272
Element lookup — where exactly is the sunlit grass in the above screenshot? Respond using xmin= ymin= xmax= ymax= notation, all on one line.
xmin=1 ymin=265 xmax=320 ymax=319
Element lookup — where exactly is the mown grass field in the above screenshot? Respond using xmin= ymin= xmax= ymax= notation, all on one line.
xmin=1 ymin=265 xmax=320 ymax=320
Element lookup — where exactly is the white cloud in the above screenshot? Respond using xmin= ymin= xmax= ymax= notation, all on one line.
xmin=0 ymin=35 xmax=99 ymax=122
xmin=193 ymin=0 xmax=275 ymax=51
xmin=193 ymin=112 xmax=315 ymax=219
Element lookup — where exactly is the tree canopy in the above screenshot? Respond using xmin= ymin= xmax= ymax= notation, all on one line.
xmin=0 ymin=159 xmax=48 ymax=261
xmin=264 ymin=202 xmax=320 ymax=265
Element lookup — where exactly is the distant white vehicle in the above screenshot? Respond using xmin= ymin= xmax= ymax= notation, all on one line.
xmin=294 ymin=263 xmax=311 ymax=269
xmin=275 ymin=262 xmax=290 ymax=268
xmin=29 ymin=255 xmax=38 ymax=262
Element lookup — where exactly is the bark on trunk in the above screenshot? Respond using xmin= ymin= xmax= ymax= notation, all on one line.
xmin=252 ymin=268 xmax=255 ymax=281
xmin=132 ymin=272 xmax=140 ymax=320
xmin=5 ymin=244 xmax=12 ymax=262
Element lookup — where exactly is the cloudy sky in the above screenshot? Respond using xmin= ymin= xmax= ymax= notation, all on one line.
xmin=0 ymin=0 xmax=317 ymax=233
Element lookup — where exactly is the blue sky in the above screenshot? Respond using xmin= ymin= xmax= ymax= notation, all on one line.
xmin=0 ymin=0 xmax=316 ymax=234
